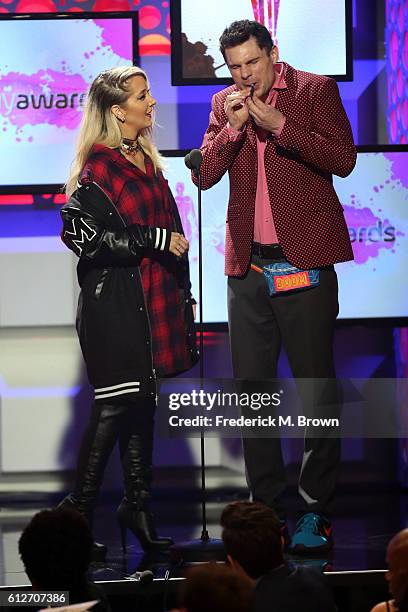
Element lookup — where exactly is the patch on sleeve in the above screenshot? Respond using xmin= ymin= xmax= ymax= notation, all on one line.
xmin=64 ymin=217 xmax=97 ymax=255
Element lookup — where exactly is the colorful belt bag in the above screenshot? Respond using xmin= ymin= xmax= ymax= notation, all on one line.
xmin=251 ymin=261 xmax=320 ymax=296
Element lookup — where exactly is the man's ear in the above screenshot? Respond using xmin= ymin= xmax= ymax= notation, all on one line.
xmin=227 ymin=555 xmax=255 ymax=585
xmin=271 ymin=45 xmax=279 ymax=63
xmin=227 ymin=555 xmax=245 ymax=575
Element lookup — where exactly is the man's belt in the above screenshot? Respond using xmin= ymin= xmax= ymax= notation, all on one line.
xmin=252 ymin=242 xmax=284 ymax=260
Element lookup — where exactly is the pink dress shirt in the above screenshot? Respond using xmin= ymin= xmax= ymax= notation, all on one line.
xmin=227 ymin=62 xmax=287 ymax=245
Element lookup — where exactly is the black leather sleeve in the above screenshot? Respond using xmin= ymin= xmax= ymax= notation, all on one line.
xmin=127 ymin=223 xmax=171 ymax=252
xmin=61 ymin=208 xmax=171 ymax=263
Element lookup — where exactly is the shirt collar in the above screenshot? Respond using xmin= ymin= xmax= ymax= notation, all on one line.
xmin=254 ymin=562 xmax=288 ymax=587
xmin=265 ymin=62 xmax=287 ymax=103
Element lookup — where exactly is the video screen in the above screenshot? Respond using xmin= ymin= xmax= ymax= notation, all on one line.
xmin=171 ymin=0 xmax=352 ymax=85
xmin=163 ymin=147 xmax=408 ymax=322
xmin=0 ymin=12 xmax=138 ymax=194
xmin=1 ymin=147 xmax=406 ymax=323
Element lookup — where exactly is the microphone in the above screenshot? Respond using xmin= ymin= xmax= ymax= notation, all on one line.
xmin=127 ymin=569 xmax=154 ymax=584
xmin=184 ymin=151 xmax=193 ymax=170
xmin=184 ymin=149 xmax=203 ymax=176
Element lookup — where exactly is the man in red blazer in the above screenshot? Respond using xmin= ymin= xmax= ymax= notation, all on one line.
xmin=196 ymin=20 xmax=356 ymax=554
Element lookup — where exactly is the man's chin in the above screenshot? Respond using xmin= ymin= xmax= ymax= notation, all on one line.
xmin=252 ymin=85 xmax=268 ymax=99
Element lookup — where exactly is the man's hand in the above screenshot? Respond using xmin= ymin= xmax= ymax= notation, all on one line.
xmin=247 ymin=96 xmax=285 ymax=134
xmin=224 ymin=92 xmax=249 ymax=131
xmin=169 ymin=232 xmax=189 ymax=256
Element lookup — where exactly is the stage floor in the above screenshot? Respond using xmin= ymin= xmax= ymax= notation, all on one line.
xmin=0 ymin=479 xmax=403 ymax=586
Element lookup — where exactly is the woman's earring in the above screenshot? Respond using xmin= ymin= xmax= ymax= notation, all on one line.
xmin=116 ymin=114 xmax=125 ymax=123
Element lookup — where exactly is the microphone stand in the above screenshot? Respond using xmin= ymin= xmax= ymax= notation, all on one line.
xmin=197 ymin=170 xmax=208 ymax=543
xmin=169 ymin=152 xmax=225 ymax=563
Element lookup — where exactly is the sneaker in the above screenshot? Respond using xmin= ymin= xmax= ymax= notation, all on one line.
xmin=289 ymin=513 xmax=333 ymax=555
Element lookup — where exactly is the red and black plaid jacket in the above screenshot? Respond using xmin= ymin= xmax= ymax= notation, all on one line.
xmin=79 ymin=144 xmax=197 ymax=377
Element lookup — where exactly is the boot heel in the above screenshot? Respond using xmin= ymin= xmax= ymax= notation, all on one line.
xmin=116 ymin=498 xmax=173 ymax=552
xmin=119 ymin=519 xmax=127 ymax=553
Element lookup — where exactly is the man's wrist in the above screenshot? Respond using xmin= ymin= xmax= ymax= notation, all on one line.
xmin=227 ymin=122 xmax=246 ymax=139
xmin=271 ymin=115 xmax=286 ymax=138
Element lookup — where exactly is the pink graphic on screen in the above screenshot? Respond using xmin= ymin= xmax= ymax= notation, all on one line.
xmin=175 ymin=181 xmax=225 ymax=259
xmin=343 ymin=204 xmax=400 ymax=265
xmin=0 ymin=70 xmax=88 ymax=132
xmin=338 ymin=151 xmax=407 ymax=266
xmin=175 ymin=182 xmax=197 ymax=240
xmin=94 ymin=19 xmax=133 ymax=60
xmin=251 ymin=0 xmax=280 ymax=39
xmin=0 ymin=19 xmax=133 ymax=139
xmin=210 ymin=225 xmax=226 ymax=256
xmin=175 ymin=182 xmax=199 ymax=262
xmin=384 ymin=152 xmax=408 ymax=189
xmin=0 ymin=16 xmax=135 ymax=186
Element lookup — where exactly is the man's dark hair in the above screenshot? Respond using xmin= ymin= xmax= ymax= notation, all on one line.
xmin=180 ymin=563 xmax=253 ymax=612
xmin=18 ymin=508 xmax=93 ymax=590
xmin=219 ymin=20 xmax=274 ymax=60
xmin=221 ymin=501 xmax=283 ymax=579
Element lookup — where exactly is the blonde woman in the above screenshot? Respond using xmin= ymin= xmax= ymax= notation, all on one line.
xmin=59 ymin=66 xmax=198 ymax=559
xmin=371 ymin=529 xmax=408 ymax=612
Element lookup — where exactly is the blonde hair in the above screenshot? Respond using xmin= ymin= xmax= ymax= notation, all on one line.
xmin=66 ymin=66 xmax=166 ymax=196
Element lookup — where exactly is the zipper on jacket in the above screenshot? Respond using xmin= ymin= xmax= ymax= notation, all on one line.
xmin=94 ymin=268 xmax=109 ymax=300
xmin=136 ymin=266 xmax=156 ymax=387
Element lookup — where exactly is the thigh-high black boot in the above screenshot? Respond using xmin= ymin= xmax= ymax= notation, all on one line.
xmin=116 ymin=401 xmax=173 ymax=552
xmin=59 ymin=402 xmax=125 ymax=560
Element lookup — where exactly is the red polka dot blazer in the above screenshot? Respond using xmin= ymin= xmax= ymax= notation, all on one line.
xmin=197 ymin=63 xmax=356 ymax=276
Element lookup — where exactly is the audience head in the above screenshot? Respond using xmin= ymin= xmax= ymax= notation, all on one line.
xmin=18 ymin=508 xmax=93 ymax=591
xmin=386 ymin=529 xmax=408 ymax=610
xmin=179 ymin=563 xmax=253 ymax=612
xmin=220 ymin=501 xmax=283 ymax=579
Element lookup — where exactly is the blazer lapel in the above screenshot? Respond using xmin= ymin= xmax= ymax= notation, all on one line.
xmin=246 ymin=118 xmax=258 ymax=150
xmin=234 ymin=64 xmax=296 ymax=150
xmin=265 ymin=63 xmax=296 ymax=152
xmin=275 ymin=63 xmax=297 ymax=118
xmin=251 ymin=63 xmax=296 ymax=151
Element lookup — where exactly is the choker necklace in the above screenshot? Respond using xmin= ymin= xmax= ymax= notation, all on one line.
xmin=120 ymin=138 xmax=142 ymax=156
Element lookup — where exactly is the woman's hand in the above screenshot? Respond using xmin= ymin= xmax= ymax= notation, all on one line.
xmin=169 ymin=232 xmax=189 ymax=256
